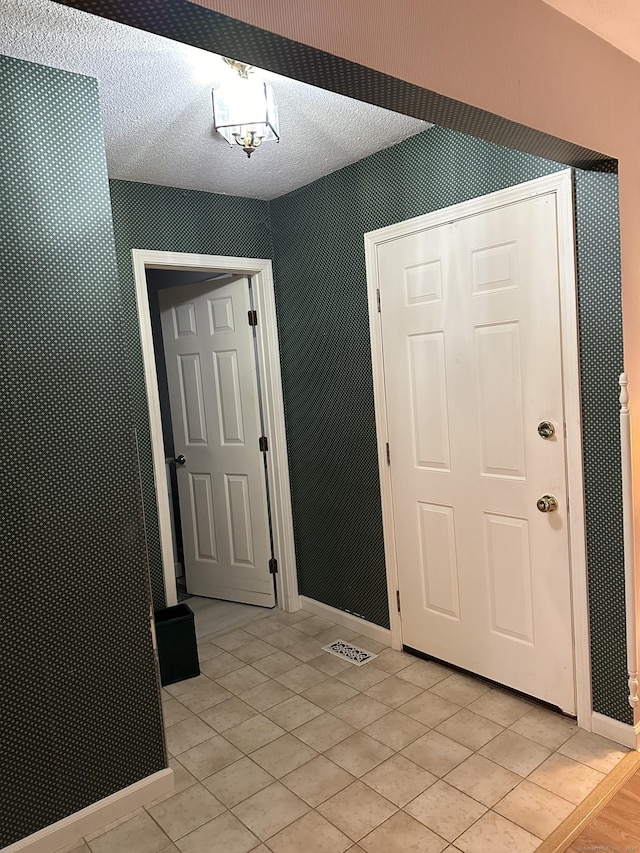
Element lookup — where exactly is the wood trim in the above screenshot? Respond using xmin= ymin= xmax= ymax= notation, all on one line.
xmin=536 ymin=751 xmax=640 ymax=853
xmin=364 ymin=171 xmax=592 ymax=720
xmin=3 ymin=768 xmax=174 ymax=853
xmin=299 ymin=595 xmax=392 ymax=645
xmin=132 ymin=250 xmax=299 ymax=612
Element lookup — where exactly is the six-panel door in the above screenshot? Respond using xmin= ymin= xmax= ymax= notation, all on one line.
xmin=377 ymin=192 xmax=575 ymax=712
xmin=159 ymin=277 xmax=274 ymax=606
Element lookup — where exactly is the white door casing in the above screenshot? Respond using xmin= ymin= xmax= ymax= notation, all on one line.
xmin=366 ymin=172 xmax=591 ymax=724
xmin=133 ymin=250 xmax=299 ymax=612
xmin=159 ymin=277 xmax=274 ymax=606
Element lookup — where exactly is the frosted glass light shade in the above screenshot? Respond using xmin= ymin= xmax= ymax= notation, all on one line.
xmin=213 ymin=77 xmax=280 ymax=146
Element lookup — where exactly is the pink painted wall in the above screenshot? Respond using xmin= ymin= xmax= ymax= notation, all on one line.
xmin=543 ymin=0 xmax=640 ymax=64
xmin=193 ymin=0 xmax=639 ymax=154
xmin=194 ymin=0 xmax=640 ymax=561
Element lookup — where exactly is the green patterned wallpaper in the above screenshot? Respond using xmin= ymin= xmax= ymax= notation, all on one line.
xmin=108 ymin=130 xmax=626 ymax=723
xmin=0 ymin=37 xmax=627 ymax=853
xmin=574 ymin=169 xmax=626 ymax=722
xmin=109 ymin=180 xmax=273 ymax=609
xmin=0 ymin=57 xmax=165 ymax=847
xmin=270 ymin=127 xmax=627 ymax=722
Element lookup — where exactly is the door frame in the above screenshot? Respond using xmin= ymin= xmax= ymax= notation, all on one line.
xmin=364 ymin=170 xmax=591 ymax=729
xmin=132 ymin=249 xmax=299 ymax=613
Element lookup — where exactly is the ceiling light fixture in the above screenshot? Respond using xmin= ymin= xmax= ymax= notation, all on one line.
xmin=212 ymin=58 xmax=280 ymax=158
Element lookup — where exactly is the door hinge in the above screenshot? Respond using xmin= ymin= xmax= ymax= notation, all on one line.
xmin=376 ymin=288 xmax=381 ymax=313
xmin=259 ymin=436 xmax=269 ymax=452
xmin=386 ymin=442 xmax=391 ymax=465
xmin=269 ymin=557 xmax=278 ymax=575
xmin=396 ymin=589 xmax=401 ymax=613
xmin=248 ymin=309 xmax=258 ymax=326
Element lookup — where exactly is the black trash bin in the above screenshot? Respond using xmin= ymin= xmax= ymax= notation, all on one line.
xmin=154 ymin=603 xmax=200 ymax=686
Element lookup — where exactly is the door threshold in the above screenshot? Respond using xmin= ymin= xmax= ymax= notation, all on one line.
xmin=402 ymin=644 xmax=576 ymax=720
xmin=537 ymin=750 xmax=640 ymax=852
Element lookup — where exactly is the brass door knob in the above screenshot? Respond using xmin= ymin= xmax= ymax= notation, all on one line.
xmin=537 ymin=495 xmax=558 ymax=513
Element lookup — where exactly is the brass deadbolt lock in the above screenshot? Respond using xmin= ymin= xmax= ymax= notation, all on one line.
xmin=537 ymin=495 xmax=559 ymax=513
xmin=538 ymin=421 xmax=555 ymax=439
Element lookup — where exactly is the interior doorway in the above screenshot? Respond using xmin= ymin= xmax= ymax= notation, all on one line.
xmin=133 ymin=250 xmax=299 ymax=612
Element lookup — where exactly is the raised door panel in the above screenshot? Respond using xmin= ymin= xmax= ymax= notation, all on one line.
xmin=213 ymin=350 xmax=245 ymax=445
xmin=189 ymin=473 xmax=218 ymax=562
xmin=474 ymin=323 xmax=525 ymax=479
xmin=177 ymin=353 xmax=208 ymax=445
xmin=409 ymin=332 xmax=451 ymax=471
xmin=208 ymin=295 xmax=235 ymax=334
xmin=224 ymin=474 xmax=254 ymax=567
xmin=405 ymin=260 xmax=443 ymax=305
xmin=471 ymin=241 xmax=518 ymax=295
xmin=172 ymin=302 xmax=197 ymax=337
xmin=417 ymin=502 xmax=461 ymax=620
xmin=484 ymin=513 xmax=534 ymax=645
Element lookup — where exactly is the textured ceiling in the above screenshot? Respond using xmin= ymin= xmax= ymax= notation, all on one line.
xmin=1 ymin=0 xmax=429 ymax=199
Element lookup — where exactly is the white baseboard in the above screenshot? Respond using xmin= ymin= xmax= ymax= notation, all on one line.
xmin=3 ymin=768 xmax=174 ymax=853
xmin=591 ymin=711 xmax=640 ymax=749
xmin=299 ymin=596 xmax=391 ymax=646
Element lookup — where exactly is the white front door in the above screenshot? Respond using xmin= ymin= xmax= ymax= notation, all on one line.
xmin=376 ymin=187 xmax=576 ymax=712
xmin=158 ymin=277 xmax=274 ymax=607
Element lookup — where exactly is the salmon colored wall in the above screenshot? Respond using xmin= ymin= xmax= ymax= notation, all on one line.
xmin=193 ymin=0 xmax=640 ymax=604
xmin=192 ymin=0 xmax=639 ymax=154
xmin=543 ymin=0 xmax=640 ymax=64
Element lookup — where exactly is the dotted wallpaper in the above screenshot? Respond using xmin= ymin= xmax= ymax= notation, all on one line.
xmin=108 ymin=180 xmax=273 ymax=609
xmin=110 ymin=132 xmax=627 ymax=723
xmin=0 ymin=10 xmax=629 ymax=851
xmin=0 ymin=56 xmax=165 ymax=847
xmin=270 ymin=127 xmax=628 ymax=721
xmin=574 ymin=168 xmax=628 ymax=723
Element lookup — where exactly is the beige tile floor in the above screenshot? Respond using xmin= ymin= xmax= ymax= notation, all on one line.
xmin=76 ymin=607 xmax=629 ymax=853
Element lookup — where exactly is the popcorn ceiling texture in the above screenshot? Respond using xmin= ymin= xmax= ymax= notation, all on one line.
xmin=0 ymin=0 xmax=429 ymax=200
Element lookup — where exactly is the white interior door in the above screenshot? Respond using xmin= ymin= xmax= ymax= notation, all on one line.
xmin=377 ymin=189 xmax=576 ymax=712
xmin=158 ymin=277 xmax=274 ymax=607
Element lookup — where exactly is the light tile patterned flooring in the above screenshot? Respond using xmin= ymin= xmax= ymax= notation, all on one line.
xmin=75 ymin=607 xmax=629 ymax=853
